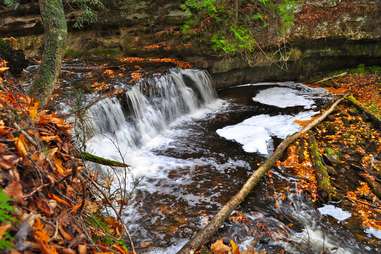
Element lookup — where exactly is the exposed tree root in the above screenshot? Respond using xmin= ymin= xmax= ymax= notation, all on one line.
xmin=177 ymin=96 xmax=346 ymax=254
xmin=308 ymin=132 xmax=337 ymax=201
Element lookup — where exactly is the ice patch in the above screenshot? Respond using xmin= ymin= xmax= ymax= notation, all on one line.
xmin=365 ymin=227 xmax=381 ymax=240
xmin=318 ymin=205 xmax=351 ymax=221
xmin=252 ymin=87 xmax=315 ymax=109
xmin=216 ymin=111 xmax=318 ymax=155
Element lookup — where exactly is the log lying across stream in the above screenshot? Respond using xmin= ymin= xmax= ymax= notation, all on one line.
xmin=177 ymin=96 xmax=346 ymax=254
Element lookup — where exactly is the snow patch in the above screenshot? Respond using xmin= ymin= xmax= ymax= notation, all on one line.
xmin=318 ymin=205 xmax=351 ymax=221
xmin=216 ymin=111 xmax=318 ymax=155
xmin=365 ymin=227 xmax=381 ymax=240
xmin=252 ymin=87 xmax=315 ymax=109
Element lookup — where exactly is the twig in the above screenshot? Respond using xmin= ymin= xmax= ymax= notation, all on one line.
xmin=14 ymin=122 xmax=38 ymax=147
xmin=315 ymin=72 xmax=348 ymax=84
xmin=81 ymin=173 xmax=136 ymax=253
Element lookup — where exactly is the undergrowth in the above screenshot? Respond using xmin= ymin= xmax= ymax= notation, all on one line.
xmin=181 ymin=0 xmax=300 ymax=55
xmin=0 ymin=189 xmax=15 ymax=250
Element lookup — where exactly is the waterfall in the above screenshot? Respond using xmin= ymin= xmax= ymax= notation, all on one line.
xmin=84 ymin=68 xmax=218 ymax=163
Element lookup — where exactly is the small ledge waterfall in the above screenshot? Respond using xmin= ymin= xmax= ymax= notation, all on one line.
xmin=85 ymin=68 xmax=218 ymax=161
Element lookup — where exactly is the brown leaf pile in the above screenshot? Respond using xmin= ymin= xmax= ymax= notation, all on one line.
xmin=0 ymin=59 xmax=132 ymax=253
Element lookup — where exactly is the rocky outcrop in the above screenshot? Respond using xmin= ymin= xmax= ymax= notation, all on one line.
xmin=1 ymin=0 xmax=381 ymax=88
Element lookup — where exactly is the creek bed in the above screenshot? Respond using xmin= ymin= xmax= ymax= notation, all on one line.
xmin=81 ymin=70 xmax=380 ymax=253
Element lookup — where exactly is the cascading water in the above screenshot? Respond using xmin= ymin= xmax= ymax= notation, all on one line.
xmin=85 ymin=68 xmax=218 ymax=162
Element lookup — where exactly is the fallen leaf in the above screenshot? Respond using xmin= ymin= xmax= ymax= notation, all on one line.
xmin=230 ymin=240 xmax=240 ymax=254
xmin=78 ymin=245 xmax=87 ymax=254
xmin=211 ymin=239 xmax=231 ymax=254
xmin=28 ymin=101 xmax=39 ymax=121
xmin=33 ymin=218 xmax=58 ymax=254
xmin=15 ymin=134 xmax=28 ymax=157
xmin=4 ymin=180 xmax=24 ymax=204
xmin=59 ymin=225 xmax=74 ymax=241
xmin=48 ymin=194 xmax=71 ymax=207
xmin=0 ymin=224 xmax=11 ymax=239
xmin=112 ymin=244 xmax=128 ymax=254
xmin=54 ymin=158 xmax=66 ymax=175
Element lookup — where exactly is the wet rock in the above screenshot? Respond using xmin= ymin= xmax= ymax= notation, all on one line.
xmin=0 ymin=39 xmax=29 ymax=76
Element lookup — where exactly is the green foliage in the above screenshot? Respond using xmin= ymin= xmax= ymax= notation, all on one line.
xmin=277 ymin=0 xmax=298 ymax=35
xmin=2 ymin=0 xmax=103 ymax=29
xmin=356 ymin=64 xmax=366 ymax=74
xmin=86 ymin=214 xmax=129 ymax=251
xmin=2 ymin=0 xmax=16 ymax=7
xmin=181 ymin=0 xmax=300 ymax=55
xmin=348 ymin=65 xmax=381 ymax=75
xmin=183 ymin=0 xmax=217 ymax=14
xmin=0 ymin=189 xmax=15 ymax=251
xmin=71 ymin=0 xmax=104 ymax=29
xmin=181 ymin=0 xmax=258 ymax=55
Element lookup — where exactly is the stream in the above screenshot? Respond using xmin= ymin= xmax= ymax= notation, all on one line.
xmin=80 ymin=68 xmax=379 ymax=253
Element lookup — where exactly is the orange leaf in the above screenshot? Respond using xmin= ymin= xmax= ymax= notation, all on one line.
xmin=15 ymin=134 xmax=28 ymax=156
xmin=211 ymin=239 xmax=231 ymax=254
xmin=4 ymin=180 xmax=24 ymax=204
xmin=28 ymin=101 xmax=39 ymax=121
xmin=48 ymin=194 xmax=71 ymax=207
xmin=78 ymin=245 xmax=87 ymax=254
xmin=112 ymin=244 xmax=128 ymax=254
xmin=71 ymin=202 xmax=83 ymax=215
xmin=0 ymin=224 xmax=11 ymax=239
xmin=33 ymin=218 xmax=58 ymax=254
xmin=54 ymin=158 xmax=66 ymax=175
xmin=0 ymin=67 xmax=9 ymax=73
xmin=230 ymin=240 xmax=240 ymax=254
xmin=41 ymin=135 xmax=61 ymax=143
xmin=59 ymin=225 xmax=74 ymax=241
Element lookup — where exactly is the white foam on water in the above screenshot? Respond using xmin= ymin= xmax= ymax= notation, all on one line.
xmin=253 ymin=87 xmax=315 ymax=109
xmin=216 ymin=111 xmax=318 ymax=155
xmin=365 ymin=227 xmax=381 ymax=240
xmin=318 ymin=205 xmax=351 ymax=221
xmin=289 ymin=226 xmax=354 ymax=254
xmin=143 ymin=239 xmax=187 ymax=254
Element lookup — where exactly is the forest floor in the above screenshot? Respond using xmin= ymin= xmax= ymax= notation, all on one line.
xmin=1 ymin=57 xmax=381 ymax=254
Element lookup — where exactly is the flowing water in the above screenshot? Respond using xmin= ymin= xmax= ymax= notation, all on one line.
xmin=81 ymin=69 xmax=380 ymax=253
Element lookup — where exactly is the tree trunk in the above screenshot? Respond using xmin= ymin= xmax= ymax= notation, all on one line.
xmin=30 ymin=0 xmax=67 ymax=107
xmin=177 ymin=96 xmax=345 ymax=254
xmin=234 ymin=0 xmax=239 ymax=24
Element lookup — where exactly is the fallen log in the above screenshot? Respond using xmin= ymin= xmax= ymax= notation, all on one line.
xmin=80 ymin=152 xmax=128 ymax=168
xmin=177 ymin=96 xmax=345 ymax=254
xmin=312 ymin=72 xmax=347 ymax=84
xmin=308 ymin=132 xmax=337 ymax=201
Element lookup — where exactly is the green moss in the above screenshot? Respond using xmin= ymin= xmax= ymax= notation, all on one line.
xmin=87 ymin=47 xmax=121 ymax=58
xmin=309 ymin=133 xmax=337 ymax=200
xmin=64 ymin=48 xmax=84 ymax=58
